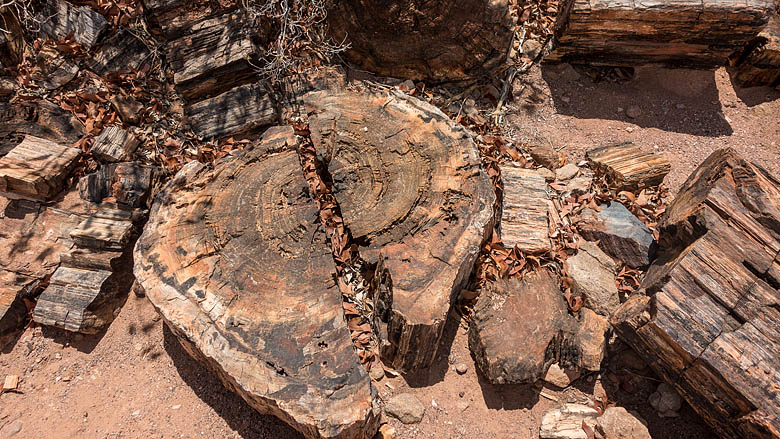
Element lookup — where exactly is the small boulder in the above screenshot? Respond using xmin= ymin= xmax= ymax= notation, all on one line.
xmin=566 ymin=168 xmax=593 ymax=195
xmin=596 ymin=407 xmax=651 ymax=439
xmin=556 ymin=163 xmax=580 ymax=181
xmin=385 ymin=393 xmax=425 ymax=424
xmin=527 ymin=143 xmax=561 ymax=170
xmin=648 ymin=383 xmax=682 ymax=418
xmin=566 ymin=241 xmax=620 ymax=317
xmin=539 ymin=404 xmax=600 ymax=439
xmin=577 ymin=202 xmax=656 ymax=268
xmin=544 ymin=363 xmax=580 ymax=388
xmin=568 ymin=308 xmax=610 ymax=372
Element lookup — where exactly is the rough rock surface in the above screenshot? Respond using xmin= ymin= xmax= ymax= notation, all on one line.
xmin=539 ymin=403 xmax=600 ymax=439
xmin=327 ymin=0 xmax=514 ymax=81
xmin=571 ymin=308 xmax=610 ymax=371
xmin=134 ymin=127 xmax=380 ymax=439
xmin=648 ymin=383 xmax=682 ymax=418
xmin=304 ymin=90 xmax=495 ymax=373
xmin=543 ymin=363 xmax=580 ymax=388
xmin=566 ymin=241 xmax=620 ymax=317
xmin=596 ymin=407 xmax=651 ymax=439
xmin=585 ymin=143 xmax=671 ymax=191
xmin=500 ymin=164 xmax=552 ymax=253
xmin=384 ymin=393 xmax=425 ymax=424
xmin=527 ymin=143 xmax=561 ymax=169
xmin=730 ymin=16 xmax=780 ymax=88
xmin=578 ymin=202 xmax=656 ymax=268
xmin=0 ymin=135 xmax=80 ymax=201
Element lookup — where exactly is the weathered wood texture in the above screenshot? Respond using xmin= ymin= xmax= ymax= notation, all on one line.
xmin=0 ymin=135 xmax=80 ymax=200
xmin=79 ymin=162 xmax=154 ymax=208
xmin=731 ymin=16 xmax=780 ymax=88
xmin=32 ymin=266 xmax=115 ymax=333
xmin=611 ymin=148 xmax=780 ymax=439
xmin=70 ymin=215 xmax=134 ymax=251
xmin=549 ymin=0 xmax=776 ymax=67
xmin=586 ymin=142 xmax=670 ymax=190
xmin=0 ymin=8 xmax=24 ymax=68
xmin=89 ymin=29 xmax=152 ymax=76
xmin=500 ymin=165 xmax=552 ymax=253
xmin=134 ymin=128 xmax=380 ymax=439
xmin=305 ymin=90 xmax=495 ymax=373
xmin=91 ymin=126 xmax=141 ymax=162
xmin=327 ymin=0 xmax=514 ymax=81
xmin=32 ymin=46 xmax=78 ymax=90
xmin=39 ymin=0 xmax=108 ymax=49
xmin=143 ymin=0 xmax=240 ymax=40
xmin=167 ymin=11 xmax=266 ymax=101
xmin=0 ymin=100 xmax=85 ymax=156
xmin=0 ymin=271 xmax=33 ymax=348
xmin=184 ymin=82 xmax=277 ymax=140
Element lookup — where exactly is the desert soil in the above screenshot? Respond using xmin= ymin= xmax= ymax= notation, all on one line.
xmin=1 ymin=63 xmax=778 ymax=439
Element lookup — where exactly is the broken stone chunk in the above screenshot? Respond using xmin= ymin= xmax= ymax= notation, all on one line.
xmin=586 ymin=142 xmax=670 ymax=190
xmin=596 ymin=407 xmax=651 ymax=439
xmin=567 ymin=308 xmax=610 ymax=371
xmin=648 ymin=383 xmax=682 ymax=418
xmin=527 ymin=143 xmax=561 ymax=170
xmin=543 ymin=363 xmax=580 ymax=388
xmin=0 ymin=135 xmax=80 ymax=201
xmin=385 ymin=393 xmax=425 ymax=424
xmin=39 ymin=0 xmax=108 ymax=49
xmin=566 ymin=241 xmax=620 ymax=317
xmin=555 ymin=163 xmax=580 ymax=181
xmin=578 ymin=201 xmax=656 ymax=268
xmin=90 ymin=126 xmax=141 ymax=163
xmin=539 ymin=403 xmax=600 ymax=439
xmin=500 ymin=164 xmax=552 ymax=253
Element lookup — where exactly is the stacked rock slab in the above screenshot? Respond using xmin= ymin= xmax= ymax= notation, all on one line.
xmin=611 ymin=148 xmax=780 ymax=439
xmin=0 ymin=135 xmax=80 ymax=200
xmin=134 ymin=127 xmax=380 ymax=438
xmin=327 ymin=0 xmax=514 ymax=81
xmin=304 ymin=90 xmax=495 ymax=373
xmin=549 ymin=0 xmax=775 ymax=67
xmin=731 ymin=16 xmax=780 ymax=88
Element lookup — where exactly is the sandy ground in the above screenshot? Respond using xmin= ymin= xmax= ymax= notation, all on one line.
xmin=1 ymin=63 xmax=778 ymax=438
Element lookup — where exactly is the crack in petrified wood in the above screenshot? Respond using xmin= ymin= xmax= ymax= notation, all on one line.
xmin=304 ymin=90 xmax=495 ymax=372
xmin=133 ymin=126 xmax=379 ymax=439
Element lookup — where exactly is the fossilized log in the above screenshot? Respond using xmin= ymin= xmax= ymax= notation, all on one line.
xmin=89 ymin=29 xmax=153 ymax=77
xmin=90 ymin=126 xmax=141 ymax=163
xmin=184 ymin=82 xmax=277 ymax=140
xmin=500 ymin=164 xmax=552 ymax=253
xmin=0 ymin=135 xmax=80 ymax=201
xmin=143 ymin=0 xmax=241 ymax=40
xmin=731 ymin=16 xmax=780 ymax=88
xmin=549 ymin=0 xmax=775 ymax=67
xmin=0 ymin=100 xmax=84 ymax=156
xmin=611 ymin=148 xmax=780 ymax=439
xmin=304 ymin=90 xmax=495 ymax=372
xmin=38 ymin=0 xmax=108 ymax=49
xmin=327 ymin=0 xmax=514 ymax=81
xmin=586 ymin=142 xmax=670 ymax=191
xmin=134 ymin=127 xmax=379 ymax=439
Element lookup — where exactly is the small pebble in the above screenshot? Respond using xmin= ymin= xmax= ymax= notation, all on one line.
xmin=455 ymin=363 xmax=468 ymax=375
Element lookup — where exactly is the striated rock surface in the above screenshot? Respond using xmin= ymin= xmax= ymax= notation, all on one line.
xmin=578 ymin=202 xmax=656 ymax=268
xmin=586 ymin=142 xmax=670 ymax=191
xmin=500 ymin=165 xmax=552 ymax=253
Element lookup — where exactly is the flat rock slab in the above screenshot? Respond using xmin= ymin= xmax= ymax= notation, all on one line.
xmin=567 ymin=241 xmax=620 ymax=317
xmin=134 ymin=127 xmax=379 ymax=439
xmin=90 ymin=126 xmax=140 ymax=163
xmin=586 ymin=142 xmax=671 ymax=191
xmin=549 ymin=0 xmax=775 ymax=67
xmin=0 ymin=135 xmax=80 ymax=200
xmin=731 ymin=15 xmax=780 ymax=88
xmin=611 ymin=148 xmax=780 ymax=438
xmin=304 ymin=90 xmax=495 ymax=372
xmin=184 ymin=82 xmax=277 ymax=140
xmin=500 ymin=165 xmax=552 ymax=253
xmin=578 ymin=201 xmax=656 ymax=268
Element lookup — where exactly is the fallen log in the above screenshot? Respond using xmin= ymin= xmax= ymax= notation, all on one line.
xmin=134 ymin=127 xmax=380 ymax=439
xmin=304 ymin=89 xmax=495 ymax=372
xmin=184 ymin=82 xmax=277 ymax=140
xmin=549 ymin=0 xmax=775 ymax=67
xmin=731 ymin=16 xmax=780 ymax=88
xmin=611 ymin=148 xmax=780 ymax=439
xmin=327 ymin=0 xmax=514 ymax=81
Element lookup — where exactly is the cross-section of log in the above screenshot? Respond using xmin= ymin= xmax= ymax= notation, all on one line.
xmin=586 ymin=142 xmax=670 ymax=191
xmin=0 ymin=135 xmax=80 ymax=200
xmin=549 ymin=0 xmax=775 ymax=67
xmin=304 ymin=90 xmax=495 ymax=372
xmin=731 ymin=16 xmax=780 ymax=88
xmin=611 ymin=148 xmax=780 ymax=439
xmin=327 ymin=0 xmax=514 ymax=81
xmin=184 ymin=82 xmax=277 ymax=140
xmin=133 ymin=127 xmax=379 ymax=439
xmin=38 ymin=0 xmax=108 ymax=49
xmin=500 ymin=164 xmax=552 ymax=253
xmin=90 ymin=126 xmax=141 ymax=163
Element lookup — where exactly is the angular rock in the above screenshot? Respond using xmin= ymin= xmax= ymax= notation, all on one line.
xmin=90 ymin=126 xmax=141 ymax=163
xmin=31 ymin=46 xmax=78 ymax=90
xmin=69 ymin=214 xmax=134 ymax=251
xmin=544 ymin=363 xmax=580 ymax=388
xmin=539 ymin=403 xmax=600 ymax=439
xmin=611 ymin=148 xmax=780 ymax=439
xmin=577 ymin=201 xmax=656 ymax=268
xmin=134 ymin=128 xmax=380 ymax=438
xmin=500 ymin=165 xmax=552 ymax=253
xmin=0 ymin=135 xmax=80 ymax=201
xmin=649 ymin=383 xmax=682 ymax=418
xmin=596 ymin=407 xmax=651 ymax=439
xmin=39 ymin=0 xmax=108 ymax=49
xmin=568 ymin=308 xmax=610 ymax=371
xmin=566 ymin=241 xmax=619 ymax=317
xmin=555 ymin=163 xmax=580 ymax=181
xmin=79 ymin=162 xmax=154 ymax=208
xmin=731 ymin=16 xmax=780 ymax=88
xmin=109 ymin=96 xmax=144 ymax=125
xmin=549 ymin=0 xmax=775 ymax=67
xmin=305 ymin=90 xmax=495 ymax=373
xmin=385 ymin=393 xmax=425 ymax=424
xmin=89 ymin=29 xmax=152 ymax=76
xmin=566 ymin=167 xmax=593 ymax=195
xmin=327 ymin=0 xmax=514 ymax=81
xmin=469 ymin=271 xmax=572 ymax=384
xmin=184 ymin=82 xmax=277 ymax=140
xmin=586 ymin=143 xmax=671 ymax=190
xmin=143 ymin=0 xmax=241 ymax=40
xmin=527 ymin=143 xmax=561 ymax=170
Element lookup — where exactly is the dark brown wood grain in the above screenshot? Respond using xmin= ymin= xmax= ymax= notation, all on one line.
xmin=184 ymin=82 xmax=277 ymax=140
xmin=731 ymin=16 xmax=780 ymax=88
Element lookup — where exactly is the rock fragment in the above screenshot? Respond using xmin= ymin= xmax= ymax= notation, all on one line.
xmin=649 ymin=383 xmax=682 ymax=418
xmin=577 ymin=201 xmax=656 ymax=268
xmin=596 ymin=407 xmax=651 ymax=439
xmin=566 ymin=241 xmax=620 ymax=317
xmin=385 ymin=394 xmax=425 ymax=424
xmin=555 ymin=163 xmax=580 ymax=181
xmin=527 ymin=143 xmax=561 ymax=170
xmin=90 ymin=126 xmax=141 ymax=163
xmin=0 ymin=135 xmax=80 ymax=201
xmin=586 ymin=142 xmax=670 ymax=190
xmin=500 ymin=164 xmax=552 ymax=253
xmin=539 ymin=404 xmax=600 ymax=439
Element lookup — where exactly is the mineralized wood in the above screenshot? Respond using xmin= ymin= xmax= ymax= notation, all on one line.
xmin=327 ymin=0 xmax=514 ymax=81
xmin=549 ymin=0 xmax=775 ymax=67
xmin=185 ymin=82 xmax=277 ymax=140
xmin=611 ymin=148 xmax=780 ymax=439
xmin=0 ymin=135 xmax=80 ymax=200
xmin=32 ymin=46 xmax=78 ymax=90
xmin=0 ymin=100 xmax=85 ymax=154
xmin=133 ymin=127 xmax=379 ymax=439
xmin=79 ymin=163 xmax=153 ymax=207
xmin=32 ymin=266 xmax=114 ymax=333
xmin=500 ymin=165 xmax=552 ymax=253
xmin=586 ymin=143 xmax=670 ymax=190
xmin=39 ymin=0 xmax=108 ymax=49
xmin=69 ymin=215 xmax=133 ymax=251
xmin=0 ymin=271 xmax=33 ymax=348
xmin=731 ymin=16 xmax=780 ymax=88
xmin=90 ymin=126 xmax=140 ymax=162
xmin=89 ymin=29 xmax=152 ymax=76
xmin=143 ymin=0 xmax=242 ymax=40
xmin=305 ymin=90 xmax=495 ymax=372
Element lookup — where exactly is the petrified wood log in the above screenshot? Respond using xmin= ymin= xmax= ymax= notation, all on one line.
xmin=79 ymin=162 xmax=154 ymax=208
xmin=89 ymin=29 xmax=153 ymax=77
xmin=549 ymin=0 xmax=775 ymax=67
xmin=90 ymin=126 xmax=140 ymax=163
xmin=0 ymin=100 xmax=85 ymax=156
xmin=611 ymin=148 xmax=780 ymax=439
xmin=731 ymin=16 xmax=780 ymax=88
xmin=327 ymin=0 xmax=514 ymax=81
xmin=500 ymin=165 xmax=552 ymax=253
xmin=0 ymin=135 xmax=80 ymax=201
xmin=33 ymin=265 xmax=115 ymax=333
xmin=586 ymin=142 xmax=670 ymax=191
xmin=304 ymin=90 xmax=495 ymax=372
xmin=184 ymin=82 xmax=277 ymax=140
xmin=143 ymin=0 xmax=241 ymax=40
xmin=134 ymin=127 xmax=380 ymax=438
xmin=38 ymin=0 xmax=108 ymax=49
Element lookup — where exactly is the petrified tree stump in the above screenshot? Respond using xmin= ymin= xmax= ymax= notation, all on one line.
xmin=327 ymin=0 xmax=514 ymax=81
xmin=134 ymin=127 xmax=380 ymax=439
xmin=611 ymin=148 xmax=780 ymax=439
xmin=304 ymin=90 xmax=495 ymax=372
